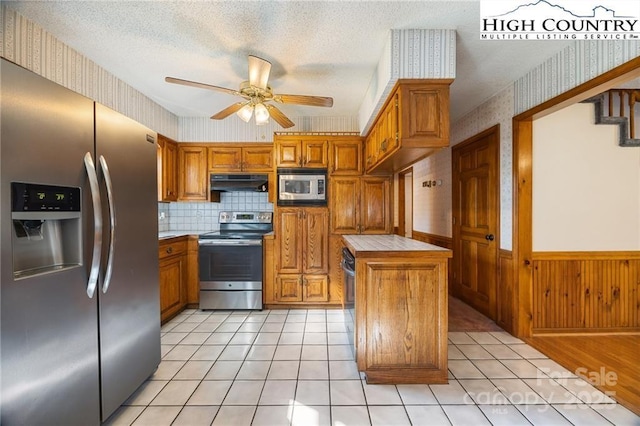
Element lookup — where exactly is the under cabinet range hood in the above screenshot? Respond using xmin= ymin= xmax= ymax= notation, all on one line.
xmin=210 ymin=174 xmax=268 ymax=192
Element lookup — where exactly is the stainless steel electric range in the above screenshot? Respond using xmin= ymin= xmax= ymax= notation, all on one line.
xmin=198 ymin=211 xmax=272 ymax=310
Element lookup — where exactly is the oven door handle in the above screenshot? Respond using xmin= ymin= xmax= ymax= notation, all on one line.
xmin=198 ymin=239 xmax=263 ymax=246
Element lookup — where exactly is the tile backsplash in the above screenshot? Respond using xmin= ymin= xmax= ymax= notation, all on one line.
xmin=158 ymin=192 xmax=273 ymax=232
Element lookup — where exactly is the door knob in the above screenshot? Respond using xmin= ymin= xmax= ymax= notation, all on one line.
xmin=485 ymin=234 xmax=495 ymax=241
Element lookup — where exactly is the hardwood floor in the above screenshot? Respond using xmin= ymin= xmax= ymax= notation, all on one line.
xmin=448 ymin=296 xmax=503 ymax=332
xmin=526 ymin=334 xmax=640 ymax=416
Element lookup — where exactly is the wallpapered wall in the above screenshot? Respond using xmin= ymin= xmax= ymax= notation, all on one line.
xmin=4 ymin=4 xmax=640 ymax=249
xmin=0 ymin=6 xmax=179 ymax=139
xmin=179 ymin=116 xmax=359 ymax=142
xmin=411 ymin=41 xmax=640 ymax=251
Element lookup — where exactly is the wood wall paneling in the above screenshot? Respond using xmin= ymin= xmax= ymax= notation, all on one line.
xmin=497 ymin=249 xmax=515 ymax=333
xmin=531 ymin=252 xmax=640 ymax=333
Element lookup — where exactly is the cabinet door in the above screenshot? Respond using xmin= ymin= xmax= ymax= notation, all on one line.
xmin=164 ymin=140 xmax=179 ymax=201
xmin=303 ymin=208 xmax=329 ymax=274
xmin=302 ymin=139 xmax=328 ymax=168
xmin=329 ymin=177 xmax=359 ymax=234
xmin=276 ymin=209 xmax=304 ymax=274
xmin=157 ymin=134 xmax=178 ymax=202
xmin=365 ymin=126 xmax=378 ymax=170
xmin=242 ymin=146 xmax=273 ymax=172
xmin=157 ymin=137 xmax=164 ymax=201
xmin=361 ymin=177 xmax=392 ymax=234
xmin=381 ymin=94 xmax=399 ymax=155
xmin=178 ymin=145 xmax=208 ymax=200
xmin=159 ymin=255 xmax=185 ymax=323
xmin=275 ymin=275 xmax=303 ymax=302
xmin=276 ymin=140 xmax=302 ymax=167
xmin=330 ymin=139 xmax=362 ymax=175
xmin=208 ymin=147 xmax=241 ymax=171
xmin=263 ymin=236 xmax=276 ymax=304
xmin=303 ymin=275 xmax=328 ymax=302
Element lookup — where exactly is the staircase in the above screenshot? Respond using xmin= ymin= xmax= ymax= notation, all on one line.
xmin=582 ymin=89 xmax=640 ymax=147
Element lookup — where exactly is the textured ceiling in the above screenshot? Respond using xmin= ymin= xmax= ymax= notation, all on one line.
xmin=6 ymin=1 xmax=575 ymax=125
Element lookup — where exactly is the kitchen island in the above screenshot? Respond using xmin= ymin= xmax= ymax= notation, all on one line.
xmin=342 ymin=234 xmax=452 ymax=384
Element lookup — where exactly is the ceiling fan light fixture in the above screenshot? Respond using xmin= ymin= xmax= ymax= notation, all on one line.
xmin=254 ymin=103 xmax=270 ymax=125
xmin=236 ymin=104 xmax=253 ymax=122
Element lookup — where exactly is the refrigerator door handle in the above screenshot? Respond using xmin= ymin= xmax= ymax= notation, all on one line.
xmin=99 ymin=155 xmax=116 ymax=294
xmin=84 ymin=152 xmax=102 ymax=298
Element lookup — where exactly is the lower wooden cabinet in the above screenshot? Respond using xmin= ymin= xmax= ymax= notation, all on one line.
xmin=159 ymin=237 xmax=188 ymax=323
xmin=185 ymin=236 xmax=200 ymax=307
xmin=274 ymin=274 xmax=328 ymax=303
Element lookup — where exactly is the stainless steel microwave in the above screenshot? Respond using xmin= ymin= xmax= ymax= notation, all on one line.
xmin=277 ymin=168 xmax=327 ymax=206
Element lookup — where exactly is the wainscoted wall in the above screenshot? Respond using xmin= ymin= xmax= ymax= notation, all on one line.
xmin=411 ymin=149 xmax=453 ymax=238
xmin=410 ymin=86 xmax=513 ymax=248
xmin=531 ymin=252 xmax=640 ymax=333
xmin=498 ymin=250 xmax=514 ymax=333
xmin=0 ymin=6 xmax=179 ymax=139
xmin=178 ymin=116 xmax=359 ymax=142
xmin=411 ymin=40 xmax=640 ymax=253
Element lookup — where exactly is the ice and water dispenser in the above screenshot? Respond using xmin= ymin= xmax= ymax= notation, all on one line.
xmin=11 ymin=182 xmax=82 ymax=279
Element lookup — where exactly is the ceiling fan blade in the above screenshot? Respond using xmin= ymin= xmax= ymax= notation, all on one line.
xmin=211 ymin=102 xmax=246 ymax=120
xmin=265 ymin=104 xmax=295 ymax=128
xmin=274 ymin=94 xmax=333 ymax=108
xmin=165 ymin=76 xmax=241 ymax=97
xmin=248 ymin=55 xmax=271 ymax=90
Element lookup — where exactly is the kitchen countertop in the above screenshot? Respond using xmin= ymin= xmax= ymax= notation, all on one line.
xmin=158 ymin=230 xmax=211 ymax=240
xmin=159 ymin=230 xmax=275 ymax=240
xmin=342 ymin=234 xmax=452 ymax=257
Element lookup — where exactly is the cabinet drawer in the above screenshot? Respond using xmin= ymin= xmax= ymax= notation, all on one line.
xmin=159 ymin=238 xmax=187 ymax=259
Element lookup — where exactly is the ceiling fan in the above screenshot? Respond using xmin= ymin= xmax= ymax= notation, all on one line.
xmin=165 ymin=55 xmax=333 ymax=128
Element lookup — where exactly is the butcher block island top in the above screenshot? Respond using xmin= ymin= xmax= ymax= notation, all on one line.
xmin=341 ymin=234 xmax=451 ymax=385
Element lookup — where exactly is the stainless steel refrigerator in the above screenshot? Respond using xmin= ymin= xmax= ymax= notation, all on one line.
xmin=0 ymin=58 xmax=161 ymax=425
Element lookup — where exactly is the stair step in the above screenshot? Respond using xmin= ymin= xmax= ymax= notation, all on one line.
xmin=581 ymin=94 xmax=639 ymax=147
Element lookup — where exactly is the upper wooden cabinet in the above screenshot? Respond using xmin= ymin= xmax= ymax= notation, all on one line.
xmin=157 ymin=134 xmax=178 ymax=202
xmin=178 ymin=145 xmax=208 ymax=201
xmin=208 ymin=144 xmax=273 ymax=172
xmin=275 ymin=135 xmax=328 ymax=168
xmin=329 ymin=176 xmax=392 ymax=235
xmin=329 ymin=137 xmax=363 ymax=175
xmin=365 ymin=79 xmax=452 ymax=174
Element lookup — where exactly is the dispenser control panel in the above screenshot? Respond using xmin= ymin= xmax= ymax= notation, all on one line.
xmin=12 ymin=182 xmax=81 ymax=212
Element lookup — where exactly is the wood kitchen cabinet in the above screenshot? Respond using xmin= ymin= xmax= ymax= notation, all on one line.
xmin=365 ymin=79 xmax=452 ymax=174
xmin=329 ymin=176 xmax=392 ymax=235
xmin=159 ymin=237 xmax=188 ymax=323
xmin=178 ymin=145 xmax=208 ymax=201
xmin=343 ymin=235 xmax=452 ymax=384
xmin=208 ymin=144 xmax=273 ymax=172
xmin=329 ymin=137 xmax=363 ymax=175
xmin=272 ymin=207 xmax=330 ymax=304
xmin=274 ymin=135 xmax=328 ymax=168
xmin=157 ymin=134 xmax=178 ymax=202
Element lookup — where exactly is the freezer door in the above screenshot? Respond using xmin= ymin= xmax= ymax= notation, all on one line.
xmin=0 ymin=59 xmax=101 ymax=424
xmin=94 ymin=104 xmax=161 ymax=421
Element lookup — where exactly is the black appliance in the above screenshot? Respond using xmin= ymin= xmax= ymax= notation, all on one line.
xmin=198 ymin=211 xmax=272 ymax=310
xmin=341 ymin=247 xmax=356 ymax=356
xmin=210 ymin=174 xmax=268 ymax=192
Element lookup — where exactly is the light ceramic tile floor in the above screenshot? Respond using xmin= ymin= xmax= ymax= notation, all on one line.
xmin=106 ymin=309 xmax=640 ymax=426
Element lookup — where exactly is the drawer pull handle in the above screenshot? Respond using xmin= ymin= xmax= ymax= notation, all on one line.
xmin=166 ymin=247 xmax=173 ymax=254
